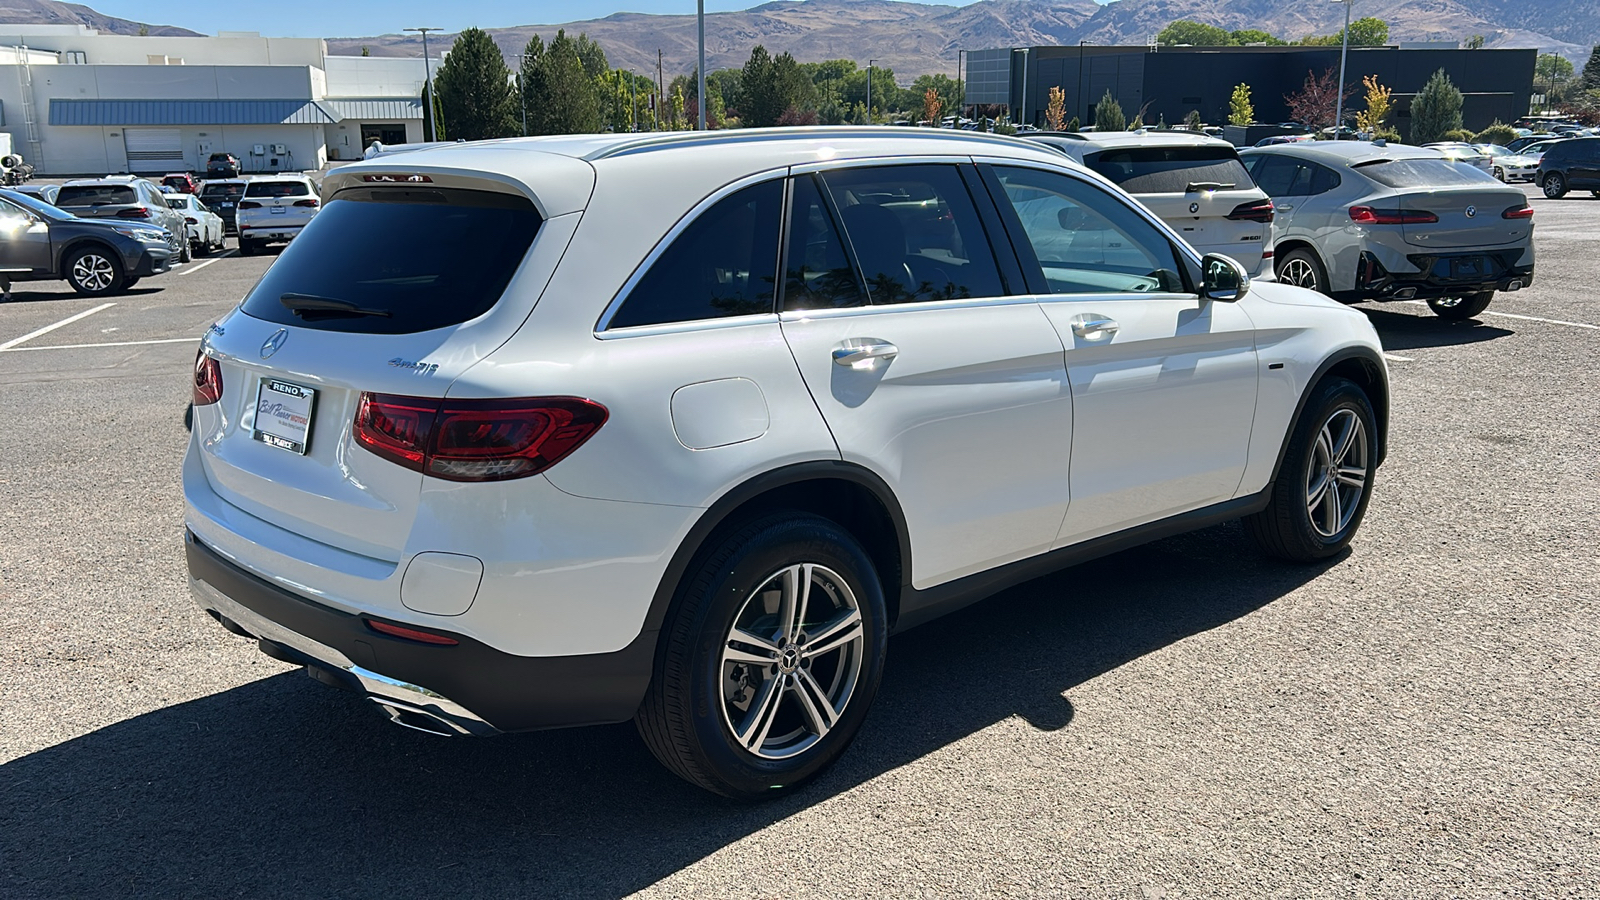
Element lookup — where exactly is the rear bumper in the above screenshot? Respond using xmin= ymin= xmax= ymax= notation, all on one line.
xmin=185 ymin=530 xmax=656 ymax=734
xmin=1350 ymin=250 xmax=1533 ymax=302
xmin=238 ymin=223 xmax=304 ymax=242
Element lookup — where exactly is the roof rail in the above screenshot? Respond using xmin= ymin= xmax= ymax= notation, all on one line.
xmin=584 ymin=126 xmax=1038 ymax=161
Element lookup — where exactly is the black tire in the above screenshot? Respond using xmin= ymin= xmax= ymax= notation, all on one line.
xmin=64 ymin=246 xmax=127 ymax=296
xmin=1493 ymin=166 xmax=1506 ymax=182
xmin=238 ymin=239 xmax=257 ymax=257
xmin=636 ymin=512 xmax=888 ymax=800
xmin=178 ymin=239 xmax=191 ymax=264
xmin=1427 ymin=291 xmax=1493 ymax=321
xmin=1245 ymin=377 xmax=1377 ymax=562
xmin=1543 ymin=173 xmax=1568 ymax=198
xmin=1276 ymin=247 xmax=1329 ymax=295
xmin=123 ymin=277 xmax=140 ymax=289
xmin=194 ymin=239 xmax=210 ymax=258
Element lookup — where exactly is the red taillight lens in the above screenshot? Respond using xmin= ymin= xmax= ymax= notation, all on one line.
xmin=117 ymin=207 xmax=151 ymax=219
xmin=1349 ymin=206 xmax=1438 ymax=225
xmin=353 ymin=393 xmax=608 ymax=482
xmin=1502 ymin=204 xmax=1534 ymax=219
xmin=365 ymin=619 xmax=459 ymax=645
xmin=293 ymin=198 xmax=320 ymax=208
xmin=184 ymin=216 xmax=198 ymax=224
xmin=1226 ymin=199 xmax=1275 ymax=223
xmin=239 ymin=200 xmax=262 ymax=209
xmin=193 ymin=349 xmax=223 ymax=405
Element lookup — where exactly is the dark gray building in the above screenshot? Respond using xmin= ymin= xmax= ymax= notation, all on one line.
xmin=964 ymin=45 xmax=1536 ymax=139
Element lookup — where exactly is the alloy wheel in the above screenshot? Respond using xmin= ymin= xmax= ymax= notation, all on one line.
xmin=720 ymin=563 xmax=866 ymax=760
xmin=1305 ymin=408 xmax=1369 ymax=538
xmin=71 ymin=254 xmax=115 ymax=292
xmin=1281 ymin=257 xmax=1319 ymax=290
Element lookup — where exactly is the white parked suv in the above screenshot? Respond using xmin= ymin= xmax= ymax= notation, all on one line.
xmin=186 ymin=129 xmax=1389 ymax=798
xmin=235 ymin=174 xmax=320 ymax=256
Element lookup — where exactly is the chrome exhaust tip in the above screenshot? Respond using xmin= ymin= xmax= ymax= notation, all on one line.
xmin=1392 ymin=287 xmax=1418 ymax=300
xmin=1506 ymin=280 xmax=1523 ymax=292
xmin=371 ymin=699 xmax=472 ymax=737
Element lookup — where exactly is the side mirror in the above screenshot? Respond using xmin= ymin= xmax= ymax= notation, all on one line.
xmin=1200 ymin=253 xmax=1250 ymax=302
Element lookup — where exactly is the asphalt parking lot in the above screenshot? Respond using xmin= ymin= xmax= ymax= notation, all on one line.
xmin=2 ymin=185 xmax=1596 ymax=898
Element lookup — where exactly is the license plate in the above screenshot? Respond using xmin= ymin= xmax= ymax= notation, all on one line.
xmin=270 ymin=206 xmax=286 ymax=215
xmin=1451 ymin=258 xmax=1484 ymax=278
xmin=252 ymin=378 xmax=316 ymax=454
xmin=220 ymin=202 xmax=234 ymax=208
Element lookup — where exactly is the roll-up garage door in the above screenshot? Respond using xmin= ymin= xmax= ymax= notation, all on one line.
xmin=123 ymin=128 xmax=183 ymax=173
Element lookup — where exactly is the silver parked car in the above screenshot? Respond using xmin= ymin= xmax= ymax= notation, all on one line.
xmin=1239 ymin=142 xmax=1534 ymax=320
xmin=1024 ymin=131 xmax=1277 ymax=276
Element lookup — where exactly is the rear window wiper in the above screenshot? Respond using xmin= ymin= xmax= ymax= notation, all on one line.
xmin=279 ymin=292 xmax=392 ymax=319
xmin=1186 ymin=182 xmax=1235 ymax=192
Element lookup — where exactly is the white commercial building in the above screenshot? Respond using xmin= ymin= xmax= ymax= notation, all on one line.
xmin=0 ymin=25 xmax=429 ymax=175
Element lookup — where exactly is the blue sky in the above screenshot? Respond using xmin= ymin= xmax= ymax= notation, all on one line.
xmin=97 ymin=0 xmax=1112 ymax=40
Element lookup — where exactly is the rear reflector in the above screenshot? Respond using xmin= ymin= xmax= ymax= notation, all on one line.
xmin=1502 ymin=204 xmax=1534 ymax=219
xmin=193 ymin=348 xmax=223 ymax=405
xmin=1349 ymin=206 xmax=1437 ymax=225
xmin=1226 ymin=199 xmax=1275 ymax=223
xmin=354 ymin=394 xmax=609 ymax=482
xmin=365 ymin=619 xmax=459 ymax=645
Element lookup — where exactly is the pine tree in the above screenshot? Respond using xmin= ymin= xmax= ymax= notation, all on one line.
xmin=1582 ymin=45 xmax=1600 ymax=92
xmin=1410 ymin=68 xmax=1463 ymax=143
xmin=1093 ymin=89 xmax=1125 ymax=132
xmin=522 ymin=31 xmax=603 ymax=136
xmin=434 ymin=28 xmax=517 ymax=140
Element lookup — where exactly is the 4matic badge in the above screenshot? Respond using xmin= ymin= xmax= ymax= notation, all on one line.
xmin=388 ymin=357 xmax=440 ymax=376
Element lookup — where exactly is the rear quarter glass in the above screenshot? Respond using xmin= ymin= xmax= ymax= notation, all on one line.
xmin=239 ymin=186 xmax=542 ymax=335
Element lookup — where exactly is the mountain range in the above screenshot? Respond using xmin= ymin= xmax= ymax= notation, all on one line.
xmin=0 ymin=0 xmax=198 ymax=36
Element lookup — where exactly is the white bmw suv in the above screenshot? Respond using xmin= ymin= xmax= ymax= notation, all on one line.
xmin=186 ymin=129 xmax=1389 ymax=798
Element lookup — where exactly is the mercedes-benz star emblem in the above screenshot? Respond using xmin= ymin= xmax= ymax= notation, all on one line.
xmin=1465 ymin=205 xmax=1477 ymax=218
xmin=261 ymin=328 xmax=288 ymax=359
xmin=1189 ymin=202 xmax=1201 ymax=214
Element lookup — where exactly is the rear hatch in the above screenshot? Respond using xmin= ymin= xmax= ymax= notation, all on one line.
xmin=55 ymin=183 xmax=139 ymax=220
xmin=200 ymin=182 xmax=245 ymax=222
xmin=239 ymin=179 xmax=318 ymax=229
xmin=1355 ymin=157 xmax=1530 ymax=248
xmin=195 ymin=163 xmax=589 ymax=561
xmin=1084 ymin=145 xmax=1271 ymax=267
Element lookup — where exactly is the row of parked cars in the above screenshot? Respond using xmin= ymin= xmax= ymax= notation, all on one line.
xmin=1023 ymin=129 xmax=1535 ymax=321
xmin=0 ymin=170 xmax=322 ymax=296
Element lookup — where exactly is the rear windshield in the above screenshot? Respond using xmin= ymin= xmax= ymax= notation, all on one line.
xmin=1353 ymin=158 xmax=1498 ymax=188
xmin=245 ymin=180 xmax=313 ymax=198
xmin=200 ymin=183 xmax=245 ymax=200
xmin=166 ymin=196 xmax=190 ymax=209
xmin=56 ymin=185 xmax=136 ymax=206
xmin=1086 ymin=147 xmax=1254 ymax=193
xmin=240 ymin=187 xmax=541 ymax=335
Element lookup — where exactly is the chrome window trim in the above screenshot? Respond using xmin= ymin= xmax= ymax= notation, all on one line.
xmin=779 ymin=294 xmax=1038 ymax=322
xmin=595 ymin=312 xmax=780 ymax=340
xmin=594 ymin=166 xmax=788 ymax=334
xmin=789 ymin=154 xmax=976 ymax=175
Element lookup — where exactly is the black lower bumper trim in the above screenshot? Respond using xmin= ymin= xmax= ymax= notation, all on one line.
xmin=185 ymin=531 xmax=655 ymax=732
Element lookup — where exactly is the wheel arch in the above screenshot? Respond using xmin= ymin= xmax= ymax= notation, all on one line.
xmin=1270 ymin=346 xmax=1390 ymax=485
xmin=641 ymin=461 xmax=912 ymax=644
xmin=54 ymin=236 xmax=123 ymax=274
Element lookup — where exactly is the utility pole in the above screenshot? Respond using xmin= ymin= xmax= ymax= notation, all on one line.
xmin=956 ymin=49 xmax=965 ymax=122
xmin=630 ymin=69 xmax=638 ymax=132
xmin=1333 ymin=0 xmax=1353 ymax=139
xmin=1078 ymin=41 xmax=1089 ymax=126
xmin=697 ymin=0 xmax=708 ymax=130
xmin=406 ymin=27 xmax=443 ymax=141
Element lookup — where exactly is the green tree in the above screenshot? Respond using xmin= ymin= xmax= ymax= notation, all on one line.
xmin=1184 ymin=108 xmax=1203 ymax=130
xmin=1410 ymin=68 xmax=1464 ymax=143
xmin=1536 ymin=52 xmax=1575 ymax=107
xmin=573 ymin=33 xmax=609 ymax=80
xmin=909 ymin=74 xmax=961 ymax=122
xmin=1231 ymin=29 xmax=1285 ymax=46
xmin=1094 ymin=89 xmax=1126 ymax=132
xmin=1343 ymin=17 xmax=1390 ymax=47
xmin=740 ymin=45 xmax=814 ymax=127
xmin=521 ymin=31 xmax=602 ymax=136
xmin=1465 ymin=34 xmax=1486 ymax=50
xmin=422 ymin=82 xmax=446 ymax=140
xmin=1157 ymin=20 xmax=1233 ymax=46
xmin=360 ymin=46 xmax=370 ymax=57
xmin=1581 ymin=45 xmax=1600 ymax=92
xmin=434 ymin=27 xmax=517 ymax=140
xmin=840 ymin=65 xmax=899 ymax=119
xmin=1229 ymin=83 xmax=1253 ymax=126
xmin=1355 ymin=75 xmax=1392 ymax=135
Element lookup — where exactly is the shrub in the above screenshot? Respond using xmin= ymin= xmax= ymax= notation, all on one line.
xmin=1441 ymin=128 xmax=1476 ymax=142
xmin=1094 ymin=89 xmax=1126 ymax=132
xmin=1472 ymin=121 xmax=1518 ymax=145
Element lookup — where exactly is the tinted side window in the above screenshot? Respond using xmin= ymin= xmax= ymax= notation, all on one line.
xmin=1308 ymin=163 xmax=1342 ymax=195
xmin=820 ymin=164 xmax=1006 ymax=304
xmin=608 ymin=180 xmax=782 ymax=329
xmin=783 ymin=174 xmax=867 ymax=312
xmin=990 ymin=165 xmax=1187 ymax=295
xmin=1252 ymin=155 xmax=1310 ymax=197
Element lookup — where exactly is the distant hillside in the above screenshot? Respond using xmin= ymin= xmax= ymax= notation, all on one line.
xmin=327 ymin=0 xmax=1589 ymax=82
xmin=0 ymin=0 xmax=199 ymax=36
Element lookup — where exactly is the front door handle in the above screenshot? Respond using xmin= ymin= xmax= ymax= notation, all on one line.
xmin=1069 ymin=314 xmax=1120 ymax=340
xmin=832 ymin=338 xmax=899 ymax=368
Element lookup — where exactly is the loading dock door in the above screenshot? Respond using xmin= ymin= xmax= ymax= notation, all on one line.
xmin=123 ymin=128 xmax=183 ymax=173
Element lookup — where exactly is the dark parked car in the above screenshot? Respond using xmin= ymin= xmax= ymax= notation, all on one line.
xmin=206 ymin=152 xmax=241 ymax=178
xmin=199 ymin=178 xmax=248 ymax=235
xmin=0 ymin=188 xmax=173 ymax=297
xmin=1536 ymin=137 xmax=1600 ymax=198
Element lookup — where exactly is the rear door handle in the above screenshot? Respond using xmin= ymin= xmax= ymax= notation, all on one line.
xmin=1276 ymin=204 xmax=1294 ymax=211
xmin=1069 ymin=314 xmax=1120 ymax=340
xmin=832 ymin=338 xmax=899 ymax=367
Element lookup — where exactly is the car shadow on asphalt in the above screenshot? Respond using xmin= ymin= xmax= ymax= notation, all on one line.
xmin=0 ymin=286 xmax=164 ymax=305
xmin=0 ymin=522 xmax=1337 ymax=898
xmin=1361 ymin=306 xmax=1514 ymax=351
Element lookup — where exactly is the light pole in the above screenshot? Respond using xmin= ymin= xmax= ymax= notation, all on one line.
xmin=1332 ymin=0 xmax=1352 ymax=139
xmin=956 ymin=49 xmax=965 ymax=123
xmin=512 ymin=52 xmax=528 ymax=136
xmin=867 ymin=59 xmax=877 ymax=124
xmin=406 ymin=27 xmax=442 ymax=141
xmin=1078 ymin=41 xmax=1090 ymax=126
xmin=1014 ymin=47 xmax=1030 ymax=127
xmin=696 ymin=1 xmax=707 ymax=130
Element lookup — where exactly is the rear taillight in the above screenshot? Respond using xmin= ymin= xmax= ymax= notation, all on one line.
xmin=117 ymin=208 xmax=151 ymax=219
xmin=239 ymin=200 xmax=262 ymax=209
xmin=1349 ymin=206 xmax=1438 ymax=225
xmin=354 ymin=394 xmax=609 ymax=482
xmin=293 ymin=198 xmax=320 ymax=208
xmin=1502 ymin=204 xmax=1534 ymax=220
xmin=1226 ymin=199 xmax=1275 ymax=223
xmin=193 ymin=349 xmax=223 ymax=405
xmin=184 ymin=216 xmax=198 ymax=225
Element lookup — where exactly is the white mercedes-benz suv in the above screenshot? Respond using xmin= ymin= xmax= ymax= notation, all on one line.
xmin=185 ymin=128 xmax=1389 ymax=799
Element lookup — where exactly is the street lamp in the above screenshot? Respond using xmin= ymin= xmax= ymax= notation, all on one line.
xmin=406 ymin=27 xmax=442 ymax=141
xmin=1078 ymin=41 xmax=1090 ymax=126
xmin=1332 ymin=0 xmax=1353 ymax=139
xmin=1014 ymin=47 xmax=1030 ymax=127
xmin=511 ymin=52 xmax=528 ymax=137
xmin=867 ymin=59 xmax=878 ymax=124
xmin=697 ymin=1 xmax=707 ymax=130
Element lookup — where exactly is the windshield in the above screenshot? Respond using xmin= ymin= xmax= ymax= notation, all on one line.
xmin=1353 ymin=158 xmax=1499 ymax=188
xmin=0 ymin=189 xmax=74 ymax=221
xmin=57 ymin=185 xmax=137 ymax=206
xmin=1085 ymin=146 xmax=1254 ymax=193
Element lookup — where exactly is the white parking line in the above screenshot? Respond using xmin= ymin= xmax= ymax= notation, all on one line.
xmin=1481 ymin=310 xmax=1600 ymax=330
xmin=1383 ymin=353 xmax=1414 ymax=362
xmin=0 ymin=302 xmax=116 ymax=351
xmin=179 ymin=257 xmax=222 ymax=276
xmin=0 ymin=336 xmax=196 ymax=353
